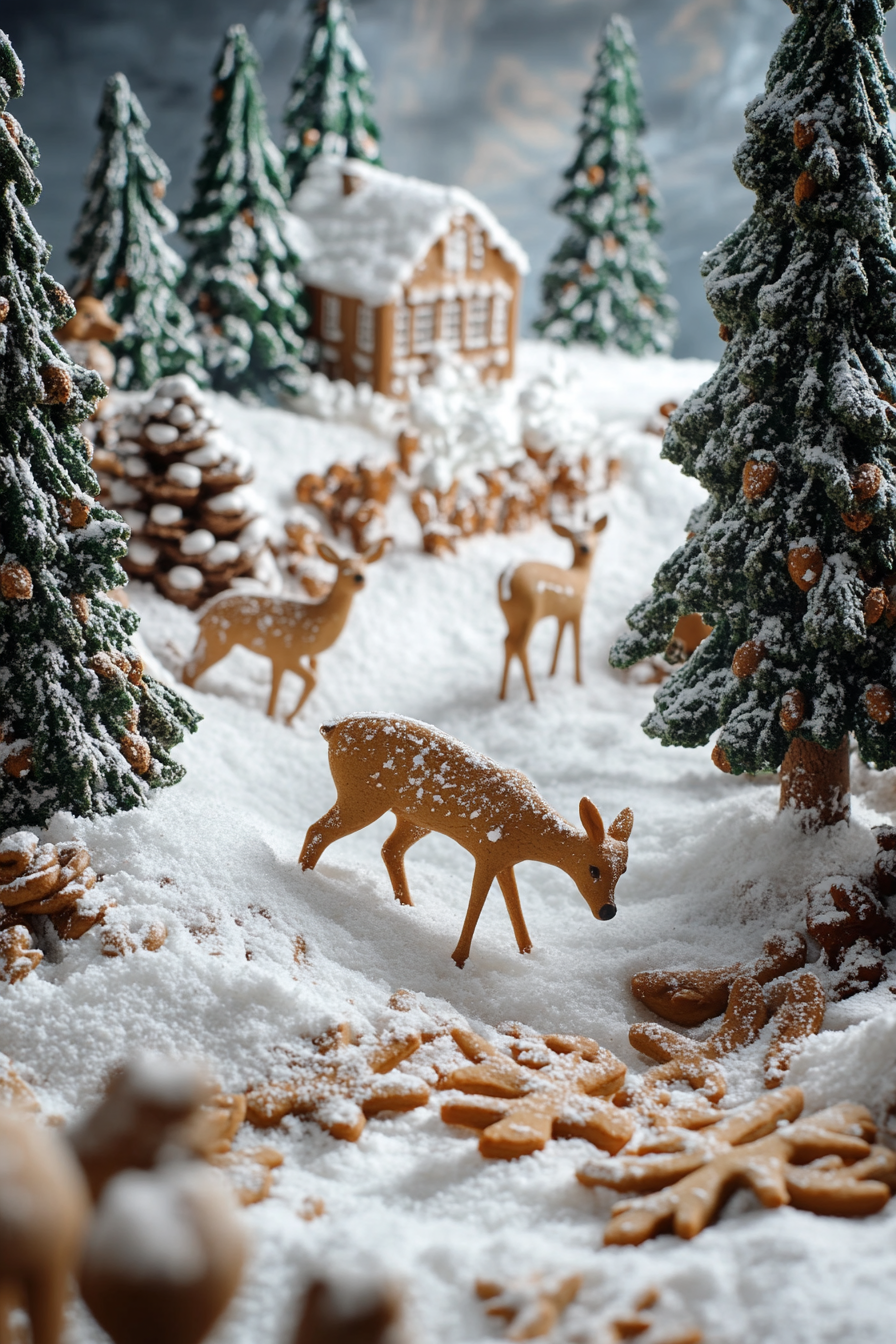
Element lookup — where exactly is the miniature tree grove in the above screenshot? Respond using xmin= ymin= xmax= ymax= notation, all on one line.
xmin=535 ymin=14 xmax=677 ymax=355
xmin=0 ymin=32 xmax=198 ymax=827
xmin=283 ymin=0 xmax=382 ymax=196
xmin=611 ymin=0 xmax=896 ymax=828
xmin=180 ymin=24 xmax=309 ymax=401
xmin=68 ymin=73 xmax=206 ymax=391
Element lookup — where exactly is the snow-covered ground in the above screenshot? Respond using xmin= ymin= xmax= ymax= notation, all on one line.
xmin=4 ymin=342 xmax=896 ymax=1343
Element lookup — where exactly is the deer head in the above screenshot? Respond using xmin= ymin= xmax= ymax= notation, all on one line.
xmin=315 ymin=537 xmax=389 ymax=591
xmin=571 ymin=798 xmax=633 ymax=922
xmin=551 ymin=515 xmax=608 ymax=561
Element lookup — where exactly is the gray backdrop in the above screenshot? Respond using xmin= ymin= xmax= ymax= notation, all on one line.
xmin=4 ymin=0 xmax=854 ymax=357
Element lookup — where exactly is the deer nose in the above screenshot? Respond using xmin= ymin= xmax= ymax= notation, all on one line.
xmin=354 ymin=574 xmax=364 ymax=585
xmin=598 ymin=903 xmax=617 ymax=921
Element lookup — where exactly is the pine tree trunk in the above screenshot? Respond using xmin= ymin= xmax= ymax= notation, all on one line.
xmin=779 ymin=736 xmax=850 ymax=827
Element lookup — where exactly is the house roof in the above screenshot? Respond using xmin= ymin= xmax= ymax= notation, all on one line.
xmin=289 ymin=155 xmax=529 ymax=308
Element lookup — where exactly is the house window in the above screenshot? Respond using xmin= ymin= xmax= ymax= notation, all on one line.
xmin=465 ymin=296 xmax=490 ymax=349
xmin=321 ymin=293 xmax=343 ymax=342
xmin=393 ymin=306 xmax=410 ymax=359
xmin=413 ymin=304 xmax=436 ymax=353
xmin=470 ymin=230 xmax=485 ymax=270
xmin=444 ymin=228 xmax=467 ymax=273
xmin=356 ymin=304 xmax=375 ymax=353
xmin=440 ymin=300 xmax=462 ymax=349
xmin=491 ymin=294 xmax=509 ymax=347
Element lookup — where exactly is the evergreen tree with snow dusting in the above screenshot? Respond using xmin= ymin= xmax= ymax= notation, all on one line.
xmin=180 ymin=25 xmax=309 ymax=401
xmin=535 ymin=15 xmax=676 ymax=355
xmin=283 ymin=0 xmax=382 ymax=196
xmin=0 ymin=32 xmax=198 ymax=827
xmin=611 ymin=0 xmax=896 ymax=826
xmin=68 ymin=73 xmax=205 ymax=391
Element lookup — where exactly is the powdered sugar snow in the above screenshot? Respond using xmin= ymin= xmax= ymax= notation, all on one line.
xmin=3 ymin=342 xmax=896 ymax=1343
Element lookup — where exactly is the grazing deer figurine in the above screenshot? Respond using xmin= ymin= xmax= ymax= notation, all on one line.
xmin=299 ymin=713 xmax=633 ymax=968
xmin=182 ymin=539 xmax=388 ymax=721
xmin=499 ymin=516 xmax=608 ymax=702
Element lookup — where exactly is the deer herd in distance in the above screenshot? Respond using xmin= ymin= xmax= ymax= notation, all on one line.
xmin=177 ymin=402 xmax=693 ymax=719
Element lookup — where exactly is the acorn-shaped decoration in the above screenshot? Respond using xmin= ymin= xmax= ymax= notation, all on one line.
xmin=0 ymin=296 xmax=9 ymax=322
xmin=864 ymin=588 xmax=887 ymax=625
xmin=743 ymin=459 xmax=778 ymax=500
xmin=842 ymin=511 xmax=873 ymax=532
xmin=39 ymin=363 xmax=73 ymax=405
xmin=787 ymin=545 xmax=823 ymax=591
xmin=852 ymin=463 xmax=882 ymax=501
xmin=3 ymin=745 xmax=33 ymax=778
xmin=61 ymin=497 xmax=91 ymax=529
xmin=120 ymin=732 xmax=151 ymax=774
xmin=0 ymin=562 xmax=32 ymax=600
xmin=794 ymin=170 xmax=818 ymax=204
xmin=865 ymin=684 xmax=895 ymax=725
xmin=779 ymin=688 xmax=805 ymax=731
xmin=731 ymin=639 xmax=766 ymax=678
xmin=793 ymin=117 xmax=816 ymax=149
xmin=719 ymin=324 xmax=732 ymax=342
xmin=711 ymin=742 xmax=732 ymax=773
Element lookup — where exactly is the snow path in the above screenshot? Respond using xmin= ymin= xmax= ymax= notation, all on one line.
xmin=3 ymin=346 xmax=896 ymax=1343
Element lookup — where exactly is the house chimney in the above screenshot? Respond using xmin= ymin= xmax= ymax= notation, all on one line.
xmin=342 ymin=172 xmax=362 ymax=197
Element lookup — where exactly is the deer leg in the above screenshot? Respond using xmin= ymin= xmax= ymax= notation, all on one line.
xmin=23 ymin=1261 xmax=68 ymax=1344
xmin=266 ymin=663 xmax=285 ymax=718
xmin=549 ymin=620 xmax=566 ymax=677
xmin=572 ymin=616 xmax=583 ymax=684
xmin=300 ymin=794 xmax=388 ymax=870
xmin=499 ymin=637 xmax=514 ymax=700
xmin=381 ymin=813 xmax=431 ymax=906
xmin=496 ymin=867 xmax=532 ymax=954
xmin=451 ymin=866 xmax=495 ymax=969
xmin=0 ymin=1279 xmax=18 ymax=1344
xmin=181 ymin=634 xmax=210 ymax=687
xmin=285 ymin=660 xmax=317 ymax=724
xmin=518 ymin=641 xmax=537 ymax=702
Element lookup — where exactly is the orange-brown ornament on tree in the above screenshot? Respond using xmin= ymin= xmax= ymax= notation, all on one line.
xmin=711 ymin=742 xmax=732 ymax=773
xmin=793 ymin=117 xmax=816 ymax=149
xmin=39 ymin=363 xmax=73 ymax=405
xmin=731 ymin=639 xmax=766 ymax=678
xmin=852 ymin=463 xmax=882 ymax=501
xmin=742 ymin=459 xmax=777 ymax=500
xmin=787 ymin=545 xmax=823 ymax=590
xmin=780 ymin=688 xmax=806 ymax=732
xmin=865 ymin=684 xmax=895 ymax=725
xmin=794 ymin=170 xmax=818 ymax=204
xmin=865 ymin=588 xmax=888 ymax=625
xmin=718 ymin=323 xmax=732 ymax=342
xmin=0 ymin=562 xmax=32 ymax=599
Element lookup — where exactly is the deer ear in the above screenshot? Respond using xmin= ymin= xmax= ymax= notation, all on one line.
xmin=316 ymin=540 xmax=340 ymax=564
xmin=579 ymin=797 xmax=605 ymax=847
xmin=551 ymin=521 xmax=574 ymax=540
xmin=591 ymin=514 xmax=609 ymax=535
xmin=362 ymin=536 xmax=390 ymax=564
xmin=608 ymin=807 xmax=633 ymax=842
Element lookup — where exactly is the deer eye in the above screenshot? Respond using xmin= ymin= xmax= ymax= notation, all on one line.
xmin=589 ymin=864 xmax=601 ymax=881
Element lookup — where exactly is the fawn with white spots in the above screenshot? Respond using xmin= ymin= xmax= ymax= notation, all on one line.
xmin=300 ymin=713 xmax=632 ymax=967
xmin=182 ymin=539 xmax=388 ymax=720
xmin=499 ymin=516 xmax=608 ymax=701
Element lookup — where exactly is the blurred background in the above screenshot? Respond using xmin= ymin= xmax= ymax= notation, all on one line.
xmin=4 ymin=0 xmax=828 ymax=357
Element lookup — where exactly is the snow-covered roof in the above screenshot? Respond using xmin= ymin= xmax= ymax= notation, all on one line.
xmin=289 ymin=155 xmax=530 ymax=307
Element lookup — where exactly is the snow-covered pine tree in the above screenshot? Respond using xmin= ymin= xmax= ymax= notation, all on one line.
xmin=535 ymin=14 xmax=676 ymax=356
xmin=611 ymin=0 xmax=896 ymax=827
xmin=180 ymin=24 xmax=309 ymax=402
xmin=282 ymin=0 xmax=382 ymax=196
xmin=68 ymin=72 xmax=205 ymax=391
xmin=0 ymin=31 xmax=199 ymax=827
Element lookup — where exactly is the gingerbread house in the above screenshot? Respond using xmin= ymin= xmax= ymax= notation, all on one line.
xmin=290 ymin=155 xmax=529 ymax=398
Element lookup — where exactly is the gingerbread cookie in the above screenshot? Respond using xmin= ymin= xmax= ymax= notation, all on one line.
xmin=246 ymin=1023 xmax=430 ymax=1141
xmin=476 ymin=1273 xmax=582 ymax=1341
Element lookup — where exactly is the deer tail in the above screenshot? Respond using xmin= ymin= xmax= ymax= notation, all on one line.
xmin=319 ymin=720 xmax=339 ymax=740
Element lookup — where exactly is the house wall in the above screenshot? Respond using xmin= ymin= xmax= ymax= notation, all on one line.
xmin=306 ymin=212 xmax=522 ymax=399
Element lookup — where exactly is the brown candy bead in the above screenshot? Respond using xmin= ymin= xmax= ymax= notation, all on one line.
xmin=711 ymin=742 xmax=732 ymax=773
xmin=779 ymin=689 xmax=805 ymax=732
xmin=852 ymin=464 xmax=882 ymax=501
xmin=794 ymin=170 xmax=818 ymax=204
xmin=0 ymin=563 xmax=32 ymax=600
xmin=865 ymin=588 xmax=887 ymax=626
xmin=793 ymin=118 xmax=816 ymax=149
xmin=743 ymin=460 xmax=778 ymax=500
xmin=731 ymin=639 xmax=766 ymax=678
xmin=865 ymin=685 xmax=895 ymax=725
